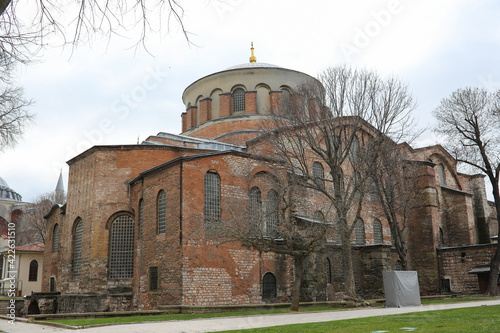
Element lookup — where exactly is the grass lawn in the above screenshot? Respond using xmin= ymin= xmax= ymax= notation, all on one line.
xmin=217 ymin=305 xmax=500 ymax=333
xmin=43 ymin=297 xmax=495 ymax=328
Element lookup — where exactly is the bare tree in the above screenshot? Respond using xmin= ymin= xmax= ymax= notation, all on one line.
xmin=0 ymin=0 xmax=188 ymax=150
xmin=220 ymin=171 xmax=329 ymax=311
xmin=252 ymin=66 xmax=417 ymax=297
xmin=433 ymin=87 xmax=500 ymax=296
xmin=366 ymin=138 xmax=422 ymax=270
xmin=0 ymin=56 xmax=33 ymax=151
xmin=17 ymin=191 xmax=65 ymax=245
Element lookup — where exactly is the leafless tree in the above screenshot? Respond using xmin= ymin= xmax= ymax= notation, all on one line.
xmin=0 ymin=56 xmax=33 ymax=151
xmin=433 ymin=87 xmax=500 ymax=296
xmin=252 ymin=66 xmax=417 ymax=298
xmin=366 ymin=138 xmax=422 ymax=271
xmin=0 ymin=0 xmax=188 ymax=149
xmin=220 ymin=171 xmax=329 ymax=311
xmin=17 ymin=191 xmax=65 ymax=245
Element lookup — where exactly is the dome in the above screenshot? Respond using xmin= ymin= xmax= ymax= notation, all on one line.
xmin=224 ymin=62 xmax=284 ymax=71
xmin=0 ymin=176 xmax=23 ymax=201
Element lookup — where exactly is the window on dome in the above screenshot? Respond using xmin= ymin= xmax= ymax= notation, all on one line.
xmin=232 ymin=88 xmax=245 ymax=113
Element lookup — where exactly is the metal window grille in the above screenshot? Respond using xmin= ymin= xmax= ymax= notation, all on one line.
xmin=109 ymin=215 xmax=135 ymax=279
xmin=139 ymin=199 xmax=143 ymax=239
xmin=53 ymin=224 xmax=60 ymax=252
xmin=373 ymin=219 xmax=383 ymax=245
xmin=395 ymin=260 xmax=402 ymax=271
xmin=249 ymin=187 xmax=262 ymax=234
xmin=262 ymin=272 xmax=277 ymax=299
xmin=28 ymin=260 xmax=38 ymax=281
xmin=73 ymin=219 xmax=83 ymax=279
xmin=204 ymin=172 xmax=221 ymax=230
xmin=232 ymin=89 xmax=245 ymax=113
xmin=265 ymin=190 xmax=278 ymax=236
xmin=312 ymin=162 xmax=324 ymax=188
xmin=149 ymin=266 xmax=159 ymax=291
xmin=354 ymin=219 xmax=365 ymax=245
xmin=157 ymin=191 xmax=166 ymax=234
xmin=49 ymin=277 xmax=56 ymax=292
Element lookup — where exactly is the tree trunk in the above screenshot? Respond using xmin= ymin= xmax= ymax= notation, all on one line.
xmin=487 ymin=184 xmax=500 ymax=296
xmin=290 ymin=255 xmax=305 ymax=311
xmin=341 ymin=230 xmax=356 ymax=297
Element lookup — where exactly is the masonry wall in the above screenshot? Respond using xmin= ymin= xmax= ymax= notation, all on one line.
xmin=180 ymin=154 xmax=294 ymax=306
xmin=437 ymin=244 xmax=497 ymax=293
xmin=130 ymin=163 xmax=182 ymax=310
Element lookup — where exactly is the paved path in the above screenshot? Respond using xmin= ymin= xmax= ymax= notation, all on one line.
xmin=1 ymin=299 xmax=500 ymax=333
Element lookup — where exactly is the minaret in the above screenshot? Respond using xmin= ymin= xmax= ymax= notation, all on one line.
xmin=249 ymin=42 xmax=257 ymax=63
xmin=55 ymin=171 xmax=65 ymax=204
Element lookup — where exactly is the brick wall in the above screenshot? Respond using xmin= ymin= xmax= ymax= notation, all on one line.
xmin=437 ymin=244 xmax=496 ymax=293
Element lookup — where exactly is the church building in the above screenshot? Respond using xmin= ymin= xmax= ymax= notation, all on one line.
xmin=41 ymin=46 xmax=498 ymax=313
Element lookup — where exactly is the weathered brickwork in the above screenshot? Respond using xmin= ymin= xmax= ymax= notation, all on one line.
xmin=42 ymin=61 xmax=497 ymax=314
xmin=438 ymin=244 xmax=497 ymax=293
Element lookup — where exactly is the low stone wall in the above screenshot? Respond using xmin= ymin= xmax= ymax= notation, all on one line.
xmin=437 ymin=243 xmax=497 ymax=293
xmin=0 ymin=298 xmax=24 ymax=317
xmin=27 ymin=291 xmax=134 ymax=314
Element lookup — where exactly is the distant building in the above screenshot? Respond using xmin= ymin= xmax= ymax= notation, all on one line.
xmin=42 ymin=47 xmax=498 ymax=313
xmin=0 ymin=242 xmax=44 ymax=296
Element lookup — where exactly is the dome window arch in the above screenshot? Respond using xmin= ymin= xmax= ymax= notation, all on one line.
xmin=232 ymin=88 xmax=246 ymax=113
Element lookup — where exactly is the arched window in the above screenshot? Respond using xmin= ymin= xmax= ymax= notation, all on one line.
xmin=349 ymin=136 xmax=359 ymax=164
xmin=395 ymin=260 xmax=402 ymax=271
xmin=232 ymin=88 xmax=245 ymax=113
xmin=326 ymin=258 xmax=332 ymax=284
xmin=439 ymin=227 xmax=445 ymax=247
xmin=157 ymin=191 xmax=166 ymax=234
xmin=204 ymin=172 xmax=221 ymax=231
xmin=52 ymin=224 xmax=60 ymax=253
xmin=438 ymin=164 xmax=446 ymax=186
xmin=249 ymin=187 xmax=262 ymax=233
xmin=266 ymin=190 xmax=278 ymax=236
xmin=353 ymin=219 xmax=365 ymax=246
xmin=312 ymin=162 xmax=324 ymax=189
xmin=262 ymin=272 xmax=277 ymax=299
xmin=109 ymin=215 xmax=135 ymax=279
xmin=138 ymin=199 xmax=144 ymax=239
xmin=373 ymin=219 xmax=383 ymax=245
xmin=73 ymin=219 xmax=83 ymax=280
xmin=369 ymin=178 xmax=378 ymax=201
xmin=28 ymin=260 xmax=38 ymax=281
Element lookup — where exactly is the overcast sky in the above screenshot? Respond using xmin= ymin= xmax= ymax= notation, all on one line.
xmin=1 ymin=0 xmax=499 ymax=202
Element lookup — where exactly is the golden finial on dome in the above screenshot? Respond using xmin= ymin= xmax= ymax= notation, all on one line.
xmin=249 ymin=42 xmax=257 ymax=63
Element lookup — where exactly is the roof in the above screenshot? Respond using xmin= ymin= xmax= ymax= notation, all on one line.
xmin=0 ymin=176 xmax=22 ymax=202
xmin=469 ymin=265 xmax=493 ymax=274
xmin=224 ymin=62 xmax=284 ymax=70
xmin=14 ymin=242 xmax=44 ymax=252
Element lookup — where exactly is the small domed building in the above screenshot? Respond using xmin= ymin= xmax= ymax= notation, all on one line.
xmin=41 ymin=46 xmax=498 ymax=313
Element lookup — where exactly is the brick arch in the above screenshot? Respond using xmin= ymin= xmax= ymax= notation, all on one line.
xmin=428 ymin=153 xmax=461 ymax=190
xmin=230 ymin=84 xmax=247 ymax=93
xmin=105 ymin=210 xmax=135 ymax=230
